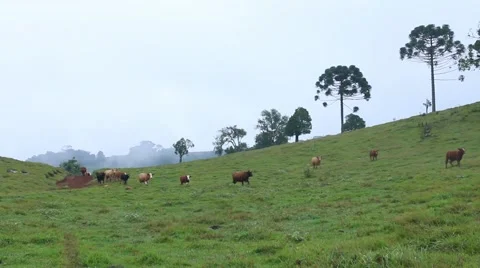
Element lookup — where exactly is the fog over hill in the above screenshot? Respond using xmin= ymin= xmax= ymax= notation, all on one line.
xmin=26 ymin=141 xmax=217 ymax=171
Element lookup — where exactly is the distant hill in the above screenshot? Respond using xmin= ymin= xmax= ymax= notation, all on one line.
xmin=26 ymin=140 xmax=217 ymax=171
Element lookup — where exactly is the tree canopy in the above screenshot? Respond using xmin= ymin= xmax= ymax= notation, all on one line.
xmin=399 ymin=24 xmax=465 ymax=112
xmin=59 ymin=157 xmax=82 ymax=175
xmin=342 ymin=113 xmax=366 ymax=132
xmin=314 ymin=65 xmax=371 ymax=133
xmin=459 ymin=22 xmax=480 ymax=71
xmin=254 ymin=109 xmax=289 ymax=149
xmin=173 ymin=138 xmax=195 ymax=163
xmin=285 ymin=107 xmax=312 ymax=142
xmin=213 ymin=125 xmax=248 ymax=156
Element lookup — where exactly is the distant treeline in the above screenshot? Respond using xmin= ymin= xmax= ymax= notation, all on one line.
xmin=26 ymin=141 xmax=217 ymax=171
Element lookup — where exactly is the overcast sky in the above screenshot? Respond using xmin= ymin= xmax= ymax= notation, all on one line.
xmin=1 ymin=0 xmax=479 ymax=160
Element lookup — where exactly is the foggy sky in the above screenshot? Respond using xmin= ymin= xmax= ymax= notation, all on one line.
xmin=1 ymin=0 xmax=479 ymax=160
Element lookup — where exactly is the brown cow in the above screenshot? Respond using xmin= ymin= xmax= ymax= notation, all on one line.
xmin=311 ymin=156 xmax=321 ymax=168
xmin=369 ymin=150 xmax=379 ymax=161
xmin=138 ymin=172 xmax=154 ymax=184
xmin=180 ymin=175 xmax=191 ymax=185
xmin=232 ymin=170 xmax=253 ymax=185
xmin=110 ymin=170 xmax=125 ymax=182
xmin=445 ymin=148 xmax=466 ymax=168
xmin=80 ymin=167 xmax=87 ymax=176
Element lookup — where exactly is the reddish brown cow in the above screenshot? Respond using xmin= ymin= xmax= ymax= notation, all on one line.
xmin=80 ymin=167 xmax=87 ymax=176
xmin=445 ymin=148 xmax=466 ymax=168
xmin=369 ymin=150 xmax=379 ymax=161
xmin=180 ymin=175 xmax=191 ymax=185
xmin=232 ymin=170 xmax=253 ymax=185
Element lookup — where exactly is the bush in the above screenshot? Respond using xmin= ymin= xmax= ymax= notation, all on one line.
xmin=303 ymin=166 xmax=313 ymax=178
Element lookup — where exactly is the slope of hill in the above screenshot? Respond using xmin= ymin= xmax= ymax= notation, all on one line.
xmin=1 ymin=102 xmax=480 ymax=267
xmin=0 ymin=156 xmax=66 ymax=194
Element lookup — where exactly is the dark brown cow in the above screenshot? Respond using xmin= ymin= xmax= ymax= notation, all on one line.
xmin=96 ymin=171 xmax=106 ymax=184
xmin=232 ymin=170 xmax=253 ymax=185
xmin=180 ymin=175 xmax=191 ymax=185
xmin=80 ymin=167 xmax=87 ymax=176
xmin=369 ymin=150 xmax=379 ymax=161
xmin=445 ymin=148 xmax=466 ymax=168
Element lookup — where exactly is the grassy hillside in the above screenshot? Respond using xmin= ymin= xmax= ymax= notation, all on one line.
xmin=1 ymin=102 xmax=480 ymax=267
xmin=0 ymin=156 xmax=67 ymax=194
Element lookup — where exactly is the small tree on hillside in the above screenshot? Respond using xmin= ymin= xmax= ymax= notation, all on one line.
xmin=213 ymin=125 xmax=248 ymax=156
xmin=459 ymin=21 xmax=480 ymax=71
xmin=399 ymin=24 xmax=465 ymax=112
xmin=342 ymin=113 xmax=366 ymax=132
xmin=314 ymin=65 xmax=372 ymax=133
xmin=59 ymin=157 xmax=82 ymax=175
xmin=173 ymin=137 xmax=195 ymax=163
xmin=423 ymin=98 xmax=432 ymax=114
xmin=285 ymin=107 xmax=312 ymax=142
xmin=254 ymin=108 xmax=289 ymax=149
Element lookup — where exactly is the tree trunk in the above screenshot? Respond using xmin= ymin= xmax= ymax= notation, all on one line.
xmin=295 ymin=134 xmax=299 ymax=142
xmin=429 ymin=39 xmax=436 ymax=112
xmin=179 ymin=155 xmax=183 ymax=163
xmin=340 ymin=93 xmax=344 ymax=133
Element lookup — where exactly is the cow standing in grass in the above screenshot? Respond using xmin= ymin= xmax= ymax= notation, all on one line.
xmin=445 ymin=148 xmax=466 ymax=168
xmin=96 ymin=171 xmax=105 ymax=184
xmin=180 ymin=175 xmax=191 ymax=185
xmin=120 ymin=173 xmax=130 ymax=184
xmin=80 ymin=167 xmax=87 ymax=176
xmin=311 ymin=156 xmax=321 ymax=168
xmin=104 ymin=169 xmax=115 ymax=182
xmin=370 ymin=150 xmax=379 ymax=161
xmin=232 ymin=170 xmax=253 ymax=185
xmin=138 ymin=173 xmax=154 ymax=184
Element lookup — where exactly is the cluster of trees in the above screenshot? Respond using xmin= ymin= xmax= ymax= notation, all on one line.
xmin=209 ymin=22 xmax=480 ymax=158
xmin=53 ymin=22 xmax=480 ymax=166
xmin=211 ymin=107 xmax=313 ymax=156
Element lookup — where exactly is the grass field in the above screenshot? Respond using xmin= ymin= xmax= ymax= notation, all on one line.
xmin=1 ymin=102 xmax=480 ymax=267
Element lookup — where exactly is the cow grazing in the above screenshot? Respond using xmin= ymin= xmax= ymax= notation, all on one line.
xmin=80 ymin=167 xmax=87 ymax=176
xmin=120 ymin=173 xmax=130 ymax=184
xmin=180 ymin=175 xmax=191 ymax=185
xmin=445 ymin=148 xmax=466 ymax=168
xmin=232 ymin=170 xmax=253 ymax=185
xmin=96 ymin=171 xmax=105 ymax=184
xmin=370 ymin=150 xmax=379 ymax=161
xmin=311 ymin=156 xmax=321 ymax=168
xmin=138 ymin=172 xmax=154 ymax=184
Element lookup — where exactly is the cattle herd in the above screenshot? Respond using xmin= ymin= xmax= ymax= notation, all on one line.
xmin=58 ymin=147 xmax=466 ymax=189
